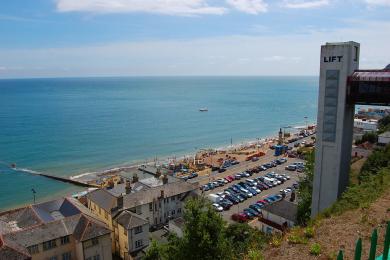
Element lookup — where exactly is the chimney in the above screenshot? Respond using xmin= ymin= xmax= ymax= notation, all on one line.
xmin=155 ymin=167 xmax=161 ymax=178
xmin=132 ymin=173 xmax=139 ymax=183
xmin=160 ymin=190 xmax=164 ymax=198
xmin=125 ymin=180 xmax=132 ymax=194
xmin=117 ymin=195 xmax=123 ymax=209
xmin=162 ymin=174 xmax=168 ymax=184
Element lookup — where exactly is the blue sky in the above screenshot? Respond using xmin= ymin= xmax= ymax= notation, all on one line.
xmin=1 ymin=0 xmax=390 ymax=78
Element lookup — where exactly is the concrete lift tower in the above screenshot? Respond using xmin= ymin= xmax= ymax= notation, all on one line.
xmin=311 ymin=41 xmax=390 ymax=217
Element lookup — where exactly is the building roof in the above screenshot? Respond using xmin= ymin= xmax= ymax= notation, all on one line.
xmin=378 ymin=131 xmax=390 ymax=138
xmin=105 ymin=182 xmax=149 ymax=197
xmin=0 ymin=235 xmax=31 ymax=260
xmin=169 ymin=217 xmax=185 ymax=229
xmin=123 ymin=181 xmax=198 ymax=209
xmin=0 ymin=197 xmax=111 ymax=249
xmin=115 ymin=210 xmax=148 ymax=230
xmin=349 ymin=70 xmax=390 ymax=82
xmin=262 ymin=200 xmax=297 ymax=223
xmin=87 ymin=189 xmax=118 ymax=212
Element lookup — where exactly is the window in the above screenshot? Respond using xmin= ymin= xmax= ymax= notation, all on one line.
xmin=354 ymin=46 xmax=359 ymax=61
xmin=60 ymin=235 xmax=70 ymax=245
xmin=27 ymin=244 xmax=39 ymax=254
xmin=149 ymin=203 xmax=153 ymax=211
xmin=49 ymin=256 xmax=58 ymax=260
xmin=43 ymin=239 xmax=57 ymax=251
xmin=135 ymin=239 xmax=143 ymax=248
xmin=171 ymin=210 xmax=175 ymax=215
xmin=177 ymin=208 xmax=181 ymax=214
xmin=134 ymin=226 xmax=143 ymax=234
xmin=62 ymin=252 xmax=71 ymax=260
xmin=91 ymin=238 xmax=99 ymax=246
xmin=171 ymin=197 xmax=175 ymax=202
xmin=86 ymin=255 xmax=100 ymax=260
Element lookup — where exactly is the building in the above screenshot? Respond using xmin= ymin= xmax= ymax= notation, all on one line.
xmin=356 ymin=107 xmax=390 ymax=120
xmin=258 ymin=200 xmax=297 ymax=235
xmin=86 ymin=177 xmax=198 ymax=259
xmin=354 ymin=118 xmax=378 ymax=132
xmin=168 ymin=217 xmax=185 ymax=238
xmin=0 ymin=198 xmax=112 ymax=260
xmin=378 ymin=131 xmax=390 ymax=145
xmin=311 ymin=41 xmax=360 ymax=217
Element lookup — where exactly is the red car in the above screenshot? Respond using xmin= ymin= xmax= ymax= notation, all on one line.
xmin=257 ymin=199 xmax=268 ymax=205
xmin=226 ymin=175 xmax=235 ymax=182
xmin=231 ymin=213 xmax=248 ymax=223
xmin=224 ymin=177 xmax=232 ymax=183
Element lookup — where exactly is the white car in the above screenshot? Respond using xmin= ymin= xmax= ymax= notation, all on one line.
xmin=212 ymin=203 xmax=223 ymax=212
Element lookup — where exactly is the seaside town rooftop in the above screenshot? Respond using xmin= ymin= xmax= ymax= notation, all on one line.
xmin=0 ymin=197 xmax=112 ymax=260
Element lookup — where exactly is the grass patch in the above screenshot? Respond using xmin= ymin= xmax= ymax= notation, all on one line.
xmin=287 ymin=227 xmax=309 ymax=244
xmin=320 ymin=168 xmax=390 ymax=218
xmin=304 ymin=226 xmax=315 ymax=238
xmin=310 ymin=243 xmax=321 ymax=256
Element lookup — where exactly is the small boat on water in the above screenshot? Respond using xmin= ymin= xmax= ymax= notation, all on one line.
xmin=199 ymin=108 xmax=208 ymax=112
xmin=11 ymin=163 xmax=16 ymax=168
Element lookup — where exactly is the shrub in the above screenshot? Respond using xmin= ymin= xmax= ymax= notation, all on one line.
xmin=287 ymin=228 xmax=308 ymax=244
xmin=304 ymin=226 xmax=315 ymax=238
xmin=310 ymin=243 xmax=321 ymax=256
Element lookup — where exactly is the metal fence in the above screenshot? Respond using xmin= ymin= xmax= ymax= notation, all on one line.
xmin=337 ymin=221 xmax=389 ymax=260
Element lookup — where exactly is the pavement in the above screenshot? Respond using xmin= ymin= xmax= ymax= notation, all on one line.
xmin=185 ymin=135 xmax=313 ymax=222
xmin=206 ymin=158 xmax=304 ymax=222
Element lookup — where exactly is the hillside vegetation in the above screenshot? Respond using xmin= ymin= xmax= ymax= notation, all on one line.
xmin=263 ymin=145 xmax=390 ymax=259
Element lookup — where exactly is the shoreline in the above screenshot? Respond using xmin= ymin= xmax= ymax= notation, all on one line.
xmin=0 ymin=124 xmax=312 ymax=212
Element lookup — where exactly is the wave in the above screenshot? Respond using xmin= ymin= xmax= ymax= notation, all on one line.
xmin=12 ymin=167 xmax=41 ymax=175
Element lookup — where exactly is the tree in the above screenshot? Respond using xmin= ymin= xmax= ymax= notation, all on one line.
xmin=171 ymin=197 xmax=233 ymax=260
xmin=296 ymin=151 xmax=315 ymax=225
xmin=355 ymin=131 xmax=378 ymax=144
xmin=144 ymin=197 xmax=233 ymax=260
xmin=225 ymin=223 xmax=268 ymax=258
xmin=143 ymin=240 xmax=163 ymax=260
xmin=378 ymin=115 xmax=390 ymax=134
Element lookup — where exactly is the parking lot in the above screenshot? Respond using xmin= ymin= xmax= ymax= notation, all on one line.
xmin=201 ymin=157 xmax=305 ymax=222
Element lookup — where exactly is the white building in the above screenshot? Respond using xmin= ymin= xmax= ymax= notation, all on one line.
xmin=86 ymin=177 xmax=198 ymax=259
xmin=354 ymin=118 xmax=378 ymax=132
xmin=378 ymin=131 xmax=390 ymax=145
xmin=258 ymin=200 xmax=297 ymax=235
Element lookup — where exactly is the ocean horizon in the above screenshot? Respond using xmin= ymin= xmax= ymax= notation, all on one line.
xmin=0 ymin=76 xmax=318 ymax=210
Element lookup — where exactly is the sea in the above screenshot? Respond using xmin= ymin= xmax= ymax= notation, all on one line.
xmin=0 ymin=76 xmax=318 ymax=210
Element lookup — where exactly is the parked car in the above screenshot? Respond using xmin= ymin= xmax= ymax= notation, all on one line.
xmin=231 ymin=213 xmax=248 ymax=223
xmin=249 ymin=204 xmax=262 ymax=213
xmin=244 ymin=208 xmax=259 ymax=216
xmin=218 ymin=167 xmax=227 ymax=173
xmin=212 ymin=203 xmax=223 ymax=212
xmin=285 ymin=165 xmax=297 ymax=171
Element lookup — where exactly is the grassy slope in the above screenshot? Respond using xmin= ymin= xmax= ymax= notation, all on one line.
xmin=263 ymin=158 xmax=390 ymax=260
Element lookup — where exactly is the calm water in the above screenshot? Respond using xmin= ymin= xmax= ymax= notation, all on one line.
xmin=0 ymin=76 xmax=318 ymax=210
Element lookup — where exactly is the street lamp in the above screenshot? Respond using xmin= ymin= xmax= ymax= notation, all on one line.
xmin=31 ymin=188 xmax=36 ymax=204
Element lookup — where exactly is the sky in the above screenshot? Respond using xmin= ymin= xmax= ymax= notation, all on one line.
xmin=0 ymin=0 xmax=390 ymax=78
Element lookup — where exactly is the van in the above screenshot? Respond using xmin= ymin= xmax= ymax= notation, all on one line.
xmin=207 ymin=194 xmax=222 ymax=203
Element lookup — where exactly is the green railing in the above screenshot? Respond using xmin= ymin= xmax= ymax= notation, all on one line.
xmin=337 ymin=221 xmax=390 ymax=260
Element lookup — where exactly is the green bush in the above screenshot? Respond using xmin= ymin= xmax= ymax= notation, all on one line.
xmin=304 ymin=226 xmax=315 ymax=238
xmin=310 ymin=243 xmax=321 ymax=256
xmin=355 ymin=131 xmax=377 ymax=145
